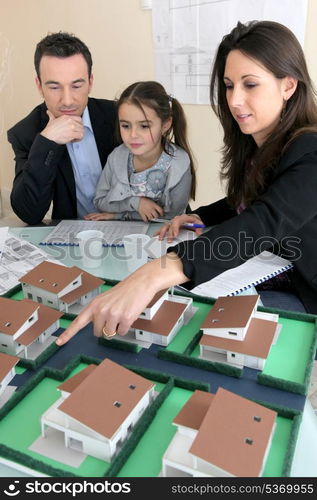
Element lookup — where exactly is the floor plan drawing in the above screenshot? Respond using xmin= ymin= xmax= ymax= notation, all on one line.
xmin=152 ymin=0 xmax=307 ymax=104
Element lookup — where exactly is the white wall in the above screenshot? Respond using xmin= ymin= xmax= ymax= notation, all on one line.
xmin=1 ymin=0 xmax=317 ymax=214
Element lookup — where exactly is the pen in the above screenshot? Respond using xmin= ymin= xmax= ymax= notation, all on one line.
xmin=151 ymin=217 xmax=205 ymax=228
xmin=151 ymin=217 xmax=171 ymax=223
xmin=182 ymin=223 xmax=205 ymax=228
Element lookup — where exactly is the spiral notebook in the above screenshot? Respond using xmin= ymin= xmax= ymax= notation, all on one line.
xmin=39 ymin=220 xmax=150 ymax=247
xmin=186 ymin=251 xmax=293 ymax=299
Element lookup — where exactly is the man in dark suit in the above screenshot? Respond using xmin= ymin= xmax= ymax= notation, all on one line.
xmin=7 ymin=32 xmax=117 ymax=225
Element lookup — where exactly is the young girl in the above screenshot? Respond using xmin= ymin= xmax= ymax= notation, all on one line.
xmin=58 ymin=20 xmax=317 ymax=346
xmin=85 ymin=81 xmax=196 ymax=222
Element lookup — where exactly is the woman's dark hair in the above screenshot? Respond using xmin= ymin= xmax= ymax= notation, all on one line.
xmin=116 ymin=81 xmax=196 ymax=200
xmin=34 ymin=32 xmax=92 ymax=80
xmin=210 ymin=20 xmax=317 ymax=207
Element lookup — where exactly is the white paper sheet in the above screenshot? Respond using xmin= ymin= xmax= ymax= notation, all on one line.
xmin=187 ymin=250 xmax=293 ymax=298
xmin=0 ymin=226 xmax=9 ymax=261
xmin=0 ymin=232 xmax=62 ymax=295
xmin=152 ymin=0 xmax=308 ymax=104
xmin=146 ymin=229 xmax=197 ymax=259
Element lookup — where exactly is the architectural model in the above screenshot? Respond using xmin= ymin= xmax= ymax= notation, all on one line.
xmin=162 ymin=387 xmax=277 ymax=477
xmin=107 ymin=289 xmax=193 ymax=347
xmin=0 ymin=297 xmax=62 ymax=360
xmin=199 ymin=295 xmax=280 ymax=370
xmin=0 ymin=352 xmax=19 ymax=406
xmin=38 ymin=358 xmax=155 ymax=464
xmin=19 ymin=261 xmax=104 ymax=314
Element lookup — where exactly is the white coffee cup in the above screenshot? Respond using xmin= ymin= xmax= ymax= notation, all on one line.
xmin=122 ymin=233 xmax=151 ymax=273
xmin=76 ymin=229 xmax=104 ymax=268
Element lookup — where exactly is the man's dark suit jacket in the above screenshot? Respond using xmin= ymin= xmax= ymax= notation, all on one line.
xmin=8 ymin=97 xmax=117 ymax=225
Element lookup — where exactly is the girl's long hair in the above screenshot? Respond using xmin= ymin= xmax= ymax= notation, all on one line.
xmin=117 ymin=81 xmax=196 ymax=200
xmin=210 ymin=20 xmax=317 ymax=207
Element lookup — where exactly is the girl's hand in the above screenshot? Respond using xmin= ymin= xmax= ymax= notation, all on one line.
xmin=157 ymin=214 xmax=204 ymax=243
xmin=84 ymin=212 xmax=115 ymax=221
xmin=138 ymin=197 xmax=164 ymax=222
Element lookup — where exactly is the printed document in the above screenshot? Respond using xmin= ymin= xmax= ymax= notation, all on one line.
xmin=40 ymin=220 xmax=150 ymax=246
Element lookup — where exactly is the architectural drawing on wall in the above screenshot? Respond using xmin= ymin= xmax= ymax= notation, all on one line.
xmin=152 ymin=0 xmax=308 ymax=104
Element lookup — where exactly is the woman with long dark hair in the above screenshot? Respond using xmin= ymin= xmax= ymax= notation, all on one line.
xmin=57 ymin=20 xmax=317 ymax=345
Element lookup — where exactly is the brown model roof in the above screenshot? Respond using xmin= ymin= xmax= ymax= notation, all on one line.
xmin=201 ymin=295 xmax=259 ymax=330
xmin=173 ymin=390 xmax=214 ymax=430
xmin=146 ymin=289 xmax=169 ymax=308
xmin=200 ymin=318 xmax=278 ymax=358
xmin=58 ymin=358 xmax=154 ymax=439
xmin=17 ymin=299 xmax=63 ymax=346
xmin=58 ymin=365 xmax=97 ymax=393
xmin=0 ymin=352 xmax=19 ymax=380
xmin=0 ymin=297 xmax=39 ymax=336
xmin=132 ymin=301 xmax=187 ymax=336
xmin=19 ymin=261 xmax=82 ymax=294
xmin=60 ymin=268 xmax=104 ymax=304
xmin=189 ymin=387 xmax=276 ymax=477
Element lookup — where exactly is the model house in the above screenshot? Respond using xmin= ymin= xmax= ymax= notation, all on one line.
xmin=40 ymin=358 xmax=155 ymax=463
xmin=139 ymin=289 xmax=169 ymax=320
xmin=19 ymin=261 xmax=104 ymax=314
xmin=162 ymin=387 xmax=277 ymax=477
xmin=199 ymin=295 xmax=280 ymax=370
xmin=117 ymin=289 xmax=193 ymax=347
xmin=0 ymin=297 xmax=62 ymax=359
xmin=0 ymin=352 xmax=19 ymax=398
xmin=201 ymin=295 xmax=259 ymax=341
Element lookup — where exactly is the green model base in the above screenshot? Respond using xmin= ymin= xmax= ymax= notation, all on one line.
xmin=6 ymin=284 xmax=317 ymax=395
xmin=0 ymin=357 xmax=301 ymax=477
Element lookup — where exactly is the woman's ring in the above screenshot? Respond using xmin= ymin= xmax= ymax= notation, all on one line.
xmin=102 ymin=326 xmax=117 ymax=338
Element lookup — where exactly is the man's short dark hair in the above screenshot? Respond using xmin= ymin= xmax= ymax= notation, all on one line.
xmin=34 ymin=32 xmax=93 ymax=80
